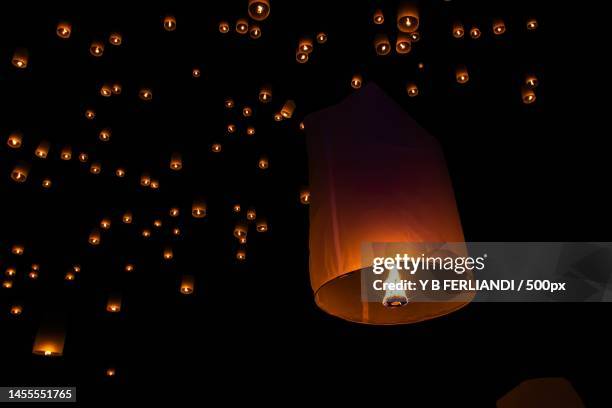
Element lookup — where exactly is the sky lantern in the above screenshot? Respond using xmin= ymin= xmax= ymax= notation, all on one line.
xmin=242 ymin=106 xmax=253 ymax=117
xmin=234 ymin=223 xmax=248 ymax=239
xmin=140 ymin=173 xmax=151 ymax=187
xmin=85 ymin=109 xmax=95 ymax=120
xmin=35 ymin=141 xmax=50 ymax=158
xmin=351 ymin=74 xmax=363 ymax=89
xmin=296 ymin=49 xmax=309 ymax=63
xmin=11 ymin=163 xmax=29 ymax=183
xmin=56 ymin=21 xmax=72 ymax=38
xmin=106 ymin=294 xmax=122 ymax=313
xmin=115 ymin=168 xmax=126 ymax=177
xmin=246 ymin=126 xmax=256 ymax=136
xmin=256 ymin=218 xmax=268 ymax=232
xmin=374 ymin=34 xmax=391 ymax=56
xmin=12 ymin=48 xmax=29 ymax=69
xmin=456 ymin=65 xmax=469 ymax=84
xmin=299 ymin=37 xmax=314 ymax=54
xmin=90 ymin=162 xmax=102 ymax=174
xmin=259 ymin=85 xmax=272 ymax=103
xmin=373 ymin=9 xmax=384 ymax=24
xmin=192 ymin=68 xmax=201 ymax=78
xmin=249 ymin=24 xmax=262 ymax=39
xmin=163 ymin=247 xmax=174 ymax=261
xmin=109 ymin=32 xmax=122 ymax=46
xmin=61 ymin=146 xmax=73 ymax=160
xmin=236 ymin=248 xmax=246 ymax=261
xmin=299 ymin=188 xmax=310 ymax=205
xmin=122 ymin=211 xmax=133 ymax=224
xmin=10 ymin=304 xmax=23 ymax=316
xmin=169 ymin=207 xmax=180 ymax=217
xmin=139 ymin=88 xmax=153 ymax=101
xmin=111 ymin=83 xmax=122 ymax=95
xmin=521 ymin=87 xmax=536 ymax=104
xmin=170 ymin=153 xmax=183 ymax=170
xmin=42 ymin=179 xmax=52 ymax=189
xmin=304 ymin=83 xmax=470 ymax=325
xmin=406 ymin=82 xmax=419 ymax=97
xmin=88 ymin=229 xmax=101 ymax=245
xmin=163 ymin=15 xmax=176 ymax=31
xmin=90 ymin=41 xmax=104 ymax=57
xmin=11 ymin=244 xmax=24 ymax=255
xmin=99 ymin=128 xmax=111 ymax=142
xmin=219 ymin=21 xmax=230 ymax=33
xmin=6 ymin=267 xmax=17 ymax=277
xmin=236 ymin=18 xmax=249 ymax=34
xmin=246 ymin=208 xmax=256 ymax=221
xmin=32 ymin=318 xmax=65 ymax=356
xmin=493 ymin=18 xmax=506 ymax=35
xmin=248 ymin=0 xmax=270 ymax=21
xmin=100 ymin=218 xmax=111 ymax=230
xmin=526 ymin=18 xmax=538 ymax=31
xmin=211 ymin=143 xmax=222 ymax=153
xmin=316 ymin=32 xmax=327 ymax=43
xmin=281 ymin=100 xmax=296 ymax=118
xmin=192 ymin=200 xmax=207 ymax=218
xmin=7 ymin=132 xmax=23 ymax=149
xmin=525 ymin=74 xmax=538 ymax=88
xmin=452 ymin=22 xmax=465 ymax=38
xmin=397 ymin=2 xmax=419 ymax=33
xmin=180 ymin=275 xmax=195 ymax=295
xmin=258 ymin=155 xmax=269 ymax=169
xmin=395 ymin=34 xmax=412 ymax=54
xmin=470 ymin=26 xmax=481 ymax=39
xmin=100 ymin=84 xmax=112 ymax=97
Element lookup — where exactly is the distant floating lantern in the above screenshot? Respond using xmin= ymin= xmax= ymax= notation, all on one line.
xmin=256 ymin=219 xmax=268 ymax=232
xmin=211 ymin=143 xmax=222 ymax=153
xmin=227 ymin=123 xmax=236 ymax=133
xmin=470 ymin=26 xmax=481 ymax=39
xmin=6 ymin=267 xmax=16 ymax=277
xmin=99 ymin=128 xmax=111 ymax=142
xmin=72 ymin=265 xmax=81 ymax=273
xmin=115 ymin=168 xmax=126 ymax=177
xmin=521 ymin=87 xmax=536 ymax=104
xmin=525 ymin=74 xmax=538 ymax=88
xmin=61 ymin=146 xmax=72 ymax=160
xmin=106 ymin=368 xmax=116 ymax=377
xmin=180 ymin=275 xmax=195 ymax=294
xmin=351 ymin=74 xmax=363 ymax=89
xmin=170 ymin=152 xmax=183 ymax=170
xmin=234 ymin=223 xmax=248 ymax=239
xmin=109 ymin=32 xmax=122 ymax=46
xmin=233 ymin=204 xmax=241 ymax=213
xmin=281 ymin=100 xmax=296 ymax=118
xmin=142 ymin=229 xmax=151 ymax=238
xmin=236 ymin=248 xmax=246 ymax=261
xmin=42 ymin=179 xmax=52 ymax=189
xmin=249 ymin=24 xmax=262 ymax=39
xmin=242 ymin=106 xmax=253 ymax=117
xmin=90 ymin=162 xmax=102 ymax=174
xmin=299 ymin=122 xmax=305 ymax=130
xmin=452 ymin=22 xmax=465 ymax=38
xmin=122 ymin=211 xmax=132 ymax=224
xmin=172 ymin=227 xmax=181 ymax=236
xmin=7 ymin=132 xmax=23 ymax=149
xmin=100 ymin=84 xmax=112 ymax=97
xmin=150 ymin=179 xmax=159 ymax=189
xmin=85 ymin=109 xmax=96 ymax=120
xmin=456 ymin=65 xmax=469 ymax=84
xmin=258 ymin=156 xmax=269 ymax=169
xmin=274 ymin=112 xmax=283 ymax=121
xmin=111 ymin=83 xmax=122 ymax=95
xmin=139 ymin=88 xmax=153 ymax=101
xmin=64 ymin=271 xmax=75 ymax=281
xmin=316 ymin=32 xmax=327 ymax=44
xmin=409 ymin=32 xmax=420 ymax=42
xmin=246 ymin=126 xmax=256 ymax=136
xmin=219 ymin=21 xmax=230 ymax=33
xmin=224 ymin=97 xmax=235 ymax=109
xmin=32 ymin=320 xmax=65 ymax=356
xmin=248 ymin=0 xmax=270 ymax=21
xmin=246 ymin=208 xmax=256 ymax=221
xmin=11 ymin=163 xmax=29 ymax=183
xmin=374 ymin=33 xmax=391 ymax=56
xmin=169 ymin=207 xmax=180 ymax=217
xmin=236 ymin=18 xmax=249 ymax=34
xmin=373 ymin=9 xmax=384 ymax=24
xmin=153 ymin=219 xmax=162 ymax=228
xmin=192 ymin=200 xmax=207 ymax=218
xmin=259 ymin=85 xmax=272 ymax=102
xmin=29 ymin=270 xmax=39 ymax=279
xmin=397 ymin=1 xmax=419 ymax=33
xmin=526 ymin=18 xmax=538 ymax=31
xmin=296 ymin=50 xmax=309 ymax=63
xmin=88 ymin=229 xmax=101 ymax=245
xmin=106 ymin=295 xmax=122 ymax=313
xmin=493 ymin=18 xmax=506 ymax=35
xmin=12 ymin=48 xmax=29 ymax=69
xmin=125 ymin=263 xmax=135 ymax=272
xmin=90 ymin=41 xmax=104 ymax=57
xmin=163 ymin=247 xmax=174 ymax=260
xmin=418 ymin=62 xmax=425 ymax=71
xmin=140 ymin=173 xmax=151 ymax=187
xmin=10 ymin=305 xmax=23 ymax=316
xmin=2 ymin=280 xmax=13 ymax=289
xmin=57 ymin=22 xmax=72 ymax=39
xmin=406 ymin=82 xmax=419 ymax=97
xmin=300 ymin=188 xmax=310 ymax=204
xmin=100 ymin=218 xmax=111 ymax=230
xmin=396 ymin=34 xmax=412 ymax=54
xmin=12 ymin=245 xmax=25 ymax=255
xmin=192 ymin=68 xmax=201 ymax=78
xmin=35 ymin=141 xmax=50 ymax=158
xmin=163 ymin=15 xmax=176 ymax=31
xmin=299 ymin=37 xmax=314 ymax=54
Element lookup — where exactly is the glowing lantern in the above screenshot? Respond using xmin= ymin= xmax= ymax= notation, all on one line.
xmin=234 ymin=223 xmax=248 ymax=239
xmin=139 ymin=88 xmax=153 ymax=101
xmin=192 ymin=68 xmax=201 ymax=78
xmin=274 ymin=112 xmax=283 ymax=121
xmin=111 ymin=83 xmax=122 ymax=95
xmin=150 ymin=179 xmax=159 ymax=189
xmin=153 ymin=219 xmax=162 ymax=228
xmin=418 ymin=62 xmax=425 ymax=71
xmin=35 ymin=141 xmax=50 ymax=158
xmin=233 ymin=204 xmax=241 ymax=213
xmin=316 ymin=32 xmax=327 ymax=44
xmin=397 ymin=2 xmax=419 ymax=33
xmin=122 ymin=212 xmax=132 ymax=224
xmin=42 ymin=179 xmax=52 ymax=189
xmin=410 ymin=32 xmax=420 ymax=42
xmin=11 ymin=245 xmax=24 ymax=255
xmin=396 ymin=34 xmax=412 ymax=54
xmin=7 ymin=132 xmax=23 ymax=148
xmin=236 ymin=249 xmax=246 ymax=261
xmin=259 ymin=85 xmax=272 ymax=103
xmin=406 ymin=82 xmax=419 ymax=97
xmin=493 ymin=19 xmax=506 ymax=35
xmin=299 ymin=37 xmax=314 ymax=54
xmin=142 ymin=229 xmax=151 ymax=238
xmin=246 ymin=208 xmax=256 ymax=221
xmin=100 ymin=84 xmax=112 ymax=97
xmin=304 ymin=83 xmax=470 ymax=324
xmin=351 ymin=74 xmax=363 ymax=89
xmin=525 ymin=74 xmax=538 ymax=88
xmin=64 ymin=271 xmax=75 ymax=281
xmin=211 ymin=143 xmax=222 ymax=153
xmin=452 ymin=22 xmax=465 ymax=38
xmin=125 ymin=263 xmax=135 ymax=272
xmin=236 ymin=18 xmax=249 ymax=34
xmin=172 ymin=227 xmax=181 ymax=236
xmin=281 ymin=100 xmax=296 ymax=119
xmin=85 ymin=109 xmax=96 ymax=120
xmin=373 ymin=9 xmax=384 ymax=24
xmin=11 ymin=164 xmax=29 ymax=183
xmin=227 ymin=123 xmax=236 ymax=133
xmin=32 ymin=321 xmax=65 ymax=356
xmin=109 ymin=32 xmax=122 ymax=46
xmin=299 ymin=122 xmax=305 ymax=130
xmin=256 ymin=219 xmax=268 ymax=232
xmin=374 ymin=34 xmax=391 ymax=56
xmin=300 ymin=188 xmax=310 ymax=205
xmin=106 ymin=295 xmax=122 ymax=313
xmin=224 ymin=98 xmax=235 ymax=109
xmin=88 ymin=229 xmax=101 ymax=245
xmin=115 ymin=168 xmax=126 ymax=177
xmin=169 ymin=207 xmax=180 ymax=217
xmin=239 ymin=236 xmax=247 ymax=244
xmin=248 ymin=0 xmax=270 ymax=21
xmin=296 ymin=50 xmax=309 ymax=63
xmin=106 ymin=368 xmax=116 ymax=377
xmin=242 ymin=106 xmax=253 ymax=117
xmin=57 ymin=22 xmax=72 ymax=39
xmin=170 ymin=153 xmax=183 ymax=170
xmin=90 ymin=41 xmax=104 ymax=57
xmin=180 ymin=275 xmax=195 ymax=295
xmin=11 ymin=305 xmax=23 ymax=315
xmin=6 ymin=267 xmax=16 ymax=277
xmin=61 ymin=146 xmax=72 ymax=160
xmin=163 ymin=15 xmax=176 ymax=31
xmin=249 ymin=24 xmax=262 ymax=39
xmin=2 ymin=280 xmax=13 ymax=289
xmin=192 ymin=200 xmax=207 ymax=218
xmin=470 ymin=27 xmax=481 ymax=39
xmin=99 ymin=128 xmax=111 ymax=142
xmin=163 ymin=247 xmax=174 ymax=261
xmin=456 ymin=65 xmax=469 ymax=84
xmin=522 ymin=87 xmax=536 ymax=104
xmin=219 ymin=21 xmax=230 ymax=33
xmin=29 ymin=270 xmax=39 ymax=279
xmin=140 ymin=173 xmax=151 ymax=187
xmin=72 ymin=265 xmax=81 ymax=273
xmin=258 ymin=156 xmax=269 ymax=169
xmin=526 ymin=18 xmax=538 ymax=31
xmin=90 ymin=162 xmax=102 ymax=174
xmin=100 ymin=218 xmax=111 ymax=230
xmin=12 ymin=48 xmax=29 ymax=69
xmin=246 ymin=127 xmax=256 ymax=136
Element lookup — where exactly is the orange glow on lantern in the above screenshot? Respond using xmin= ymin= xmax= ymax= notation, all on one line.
xmin=109 ymin=32 xmax=122 ymax=46
xmin=397 ymin=2 xmax=419 ymax=33
xmin=249 ymin=24 xmax=262 ymax=39
xmin=299 ymin=37 xmax=314 ymax=54
xmin=11 ymin=163 xmax=29 ymax=183
xmin=106 ymin=295 xmax=122 ymax=313
xmin=396 ymin=34 xmax=412 ymax=54
xmin=246 ymin=208 xmax=256 ymax=221
xmin=219 ymin=21 xmax=230 ymax=33
xmin=169 ymin=207 xmax=180 ymax=217
xmin=525 ymin=74 xmax=538 ymax=88
xmin=259 ymin=85 xmax=272 ymax=103
xmin=373 ymin=9 xmax=384 ymax=24
xmin=6 ymin=267 xmax=16 ymax=277
xmin=35 ymin=141 xmax=50 ymax=158
xmin=242 ymin=106 xmax=253 ymax=117
xmin=2 ymin=280 xmax=13 ymax=289
xmin=281 ymin=100 xmax=296 ymax=118
xmin=163 ymin=15 xmax=176 ymax=31
xmin=316 ymin=32 xmax=327 ymax=44
xmin=122 ymin=212 xmax=133 ymax=224
xmin=236 ymin=249 xmax=246 ymax=261
xmin=526 ymin=18 xmax=538 ymax=31
xmin=470 ymin=26 xmax=481 ymax=39
xmin=406 ymin=82 xmax=419 ymax=97
xmin=99 ymin=128 xmax=111 ymax=142
xmin=256 ymin=219 xmax=268 ymax=232
xmin=90 ymin=162 xmax=102 ymax=174
xmin=300 ymin=188 xmax=310 ymax=205
xmin=258 ymin=156 xmax=269 ymax=169
xmin=42 ymin=179 xmax=52 ymax=189
xmin=111 ymin=83 xmax=122 ymax=95
xmin=11 ymin=245 xmax=24 ymax=255
xmin=61 ymin=146 xmax=72 ymax=160
xmin=140 ymin=173 xmax=151 ymax=187
xmin=452 ymin=22 xmax=465 ymax=38
xmin=180 ymin=275 xmax=195 ymax=294
xmin=88 ymin=229 xmax=101 ymax=245
xmin=493 ymin=19 xmax=506 ymax=35
xmin=296 ymin=50 xmax=309 ymax=63
xmin=125 ymin=263 xmax=135 ymax=272
xmin=233 ymin=204 xmax=241 ymax=213
xmin=100 ymin=218 xmax=111 ymax=230
xmin=211 ymin=143 xmax=222 ymax=153
xmin=11 ymin=304 xmax=23 ymax=315
xmin=170 ymin=153 xmax=183 ymax=170
xmin=522 ymin=87 xmax=536 ymax=104
xmin=7 ymin=132 xmax=23 ymax=149
xmin=192 ymin=68 xmax=201 ymax=78
xmin=246 ymin=127 xmax=256 ymax=136
xmin=139 ymin=88 xmax=153 ymax=101
xmin=163 ymin=247 xmax=174 ymax=261
xmin=234 ymin=223 xmax=248 ymax=239
xmin=374 ymin=34 xmax=391 ymax=56
xmin=12 ymin=48 xmax=29 ymax=69
xmin=248 ymin=0 xmax=270 ymax=21
xmin=192 ymin=200 xmax=207 ymax=218
xmin=456 ymin=65 xmax=469 ymax=84
xmin=351 ymin=74 xmax=363 ymax=89
xmin=90 ymin=41 xmax=104 ymax=57
xmin=57 ymin=21 xmax=72 ymax=39
xmin=236 ymin=18 xmax=249 ymax=34
xmin=100 ymin=84 xmax=112 ymax=97
xmin=115 ymin=168 xmax=126 ymax=178
xmin=32 ymin=323 xmax=65 ymax=356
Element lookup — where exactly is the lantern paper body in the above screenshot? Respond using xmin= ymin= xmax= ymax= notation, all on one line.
xmin=32 ymin=321 xmax=65 ymax=356
xmin=304 ymin=83 xmax=469 ymax=325
xmin=497 ymin=378 xmax=585 ymax=408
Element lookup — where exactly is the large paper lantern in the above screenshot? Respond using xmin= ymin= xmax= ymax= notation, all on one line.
xmin=32 ymin=317 xmax=65 ymax=356
xmin=304 ymin=83 xmax=469 ymax=324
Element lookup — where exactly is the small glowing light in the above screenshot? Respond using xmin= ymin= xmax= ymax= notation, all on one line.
xmin=41 ymin=179 xmax=52 ymax=189
xmin=57 ymin=22 xmax=72 ymax=39
xmin=139 ymin=88 xmax=153 ymax=101
xmin=90 ymin=41 xmax=104 ymax=57
xmin=85 ymin=109 xmax=96 ymax=120
xmin=219 ymin=21 xmax=230 ymax=33
xmin=316 ymin=32 xmax=327 ymax=44
xmin=470 ymin=27 xmax=481 ymax=39
xmin=192 ymin=68 xmax=201 ymax=78
xmin=99 ymin=128 xmax=111 ymax=142
xmin=526 ymin=19 xmax=538 ymax=31
xmin=163 ymin=15 xmax=177 ymax=31
xmin=211 ymin=143 xmax=222 ymax=153
xmin=236 ymin=18 xmax=249 ymax=34
xmin=406 ymin=82 xmax=419 ymax=97
xmin=109 ymin=32 xmax=122 ymax=46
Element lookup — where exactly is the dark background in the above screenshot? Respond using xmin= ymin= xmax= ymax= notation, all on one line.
xmin=0 ymin=1 xmax=606 ymax=405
